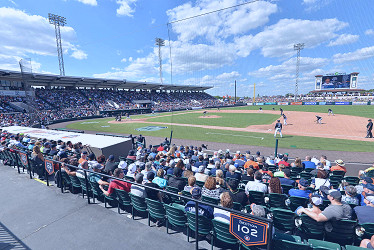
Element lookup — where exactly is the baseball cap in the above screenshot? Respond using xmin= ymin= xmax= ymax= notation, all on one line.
xmin=311 ymin=195 xmax=323 ymax=206
xmin=364 ymin=183 xmax=374 ymax=192
xmin=320 ymin=186 xmax=330 ymax=196
xmin=328 ymin=189 xmax=342 ymax=199
xmin=82 ymin=151 xmax=88 ymax=155
xmin=191 ymin=187 xmax=202 ymax=198
xmin=362 ymin=177 xmax=374 ymax=184
xmin=147 ymin=171 xmax=155 ymax=181
xmin=108 ymin=155 xmax=115 ymax=161
xmin=299 ymin=178 xmax=309 ymax=187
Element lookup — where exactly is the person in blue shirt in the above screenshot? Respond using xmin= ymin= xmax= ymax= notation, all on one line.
xmin=279 ymin=169 xmax=295 ymax=187
xmin=302 ymin=156 xmax=316 ymax=169
xmin=360 ymin=183 xmax=374 ymax=206
xmin=185 ymin=186 xmax=214 ymax=219
xmin=289 ymin=178 xmax=311 ymax=198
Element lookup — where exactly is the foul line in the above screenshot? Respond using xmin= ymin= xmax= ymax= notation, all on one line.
xmin=206 ymin=132 xmax=264 ymax=140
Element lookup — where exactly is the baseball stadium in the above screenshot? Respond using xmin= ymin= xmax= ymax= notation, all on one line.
xmin=1 ymin=1 xmax=374 ymax=250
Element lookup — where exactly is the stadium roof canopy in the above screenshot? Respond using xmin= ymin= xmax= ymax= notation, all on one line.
xmin=0 ymin=69 xmax=212 ymax=92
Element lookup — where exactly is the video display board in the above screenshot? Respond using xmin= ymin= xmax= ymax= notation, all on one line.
xmin=321 ymin=74 xmax=351 ymax=89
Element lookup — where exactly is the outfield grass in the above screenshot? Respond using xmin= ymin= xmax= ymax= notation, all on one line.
xmin=147 ymin=112 xmax=279 ymax=128
xmin=222 ymin=105 xmax=374 ymax=118
xmin=66 ymin=117 xmax=374 ymax=152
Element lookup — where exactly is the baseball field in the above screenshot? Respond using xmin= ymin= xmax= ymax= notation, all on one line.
xmin=65 ymin=105 xmax=374 ymax=152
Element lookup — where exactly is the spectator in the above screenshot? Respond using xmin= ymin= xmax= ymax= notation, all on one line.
xmin=269 ymin=177 xmax=282 ymax=194
xmin=227 ymin=178 xmax=248 ymax=207
xmin=89 ymin=163 xmax=110 ymax=186
xmin=104 ymin=155 xmax=117 ymax=174
xmin=168 ymin=167 xmax=186 ymax=191
xmin=356 ymin=177 xmax=373 ymax=194
xmin=361 ymin=183 xmax=374 ymax=206
xmin=244 ymin=156 xmax=259 ymax=170
xmin=241 ymin=168 xmax=254 ymax=182
xmin=278 ymin=156 xmax=290 ymax=167
xmin=342 ymin=185 xmax=359 ymax=205
xmin=202 ymin=176 xmax=220 ymax=199
xmin=31 ymin=145 xmax=45 ymax=180
xmin=354 ymin=195 xmax=374 ymax=224
xmin=289 ymin=179 xmax=311 ymax=198
xmin=144 ymin=172 xmax=162 ymax=202
xmin=184 ymin=176 xmax=197 ymax=192
xmin=310 ymin=170 xmax=330 ymax=190
xmin=214 ymin=192 xmax=233 ymax=223
xmin=331 ymin=159 xmax=347 ymax=173
xmin=195 ymin=165 xmax=208 ymax=182
xmin=278 ymin=169 xmax=295 ymax=186
xmin=291 ymin=157 xmax=303 ymax=168
xmin=100 ymin=168 xmax=131 ymax=196
xmin=225 ymin=165 xmax=241 ymax=181
xmin=130 ymin=173 xmax=145 ymax=198
xmin=185 ymin=187 xmax=214 ymax=219
xmin=274 ymin=164 xmax=286 ymax=178
xmin=297 ymin=194 xmax=323 ymax=215
xmin=302 ymin=156 xmax=316 ymax=170
xmin=152 ymin=169 xmax=167 ymax=188
xmin=209 ymin=161 xmax=220 ymax=176
xmin=245 ymin=171 xmax=268 ymax=194
xmin=215 ymin=170 xmax=226 ymax=189
xmin=298 ymin=189 xmax=352 ymax=222
xmin=249 ymin=204 xmax=266 ymax=218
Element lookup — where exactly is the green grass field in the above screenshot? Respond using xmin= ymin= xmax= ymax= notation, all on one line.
xmin=147 ymin=112 xmax=279 ymax=128
xmin=66 ymin=106 xmax=374 ymax=152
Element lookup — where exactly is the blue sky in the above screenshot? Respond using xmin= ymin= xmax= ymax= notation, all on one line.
xmin=0 ymin=0 xmax=373 ymax=96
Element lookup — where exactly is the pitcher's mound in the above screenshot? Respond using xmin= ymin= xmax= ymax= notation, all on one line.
xmin=199 ymin=115 xmax=221 ymax=119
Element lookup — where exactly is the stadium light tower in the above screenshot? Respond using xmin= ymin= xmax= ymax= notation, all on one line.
xmin=155 ymin=38 xmax=165 ymax=84
xmin=48 ymin=13 xmax=66 ymax=76
xmin=294 ymin=43 xmax=305 ymax=101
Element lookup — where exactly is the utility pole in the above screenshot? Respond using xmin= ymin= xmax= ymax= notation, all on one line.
xmin=234 ymin=80 xmax=237 ymax=104
xmin=294 ymin=43 xmax=305 ymax=101
xmin=155 ymin=38 xmax=165 ymax=84
xmin=49 ymin=13 xmax=66 ymax=76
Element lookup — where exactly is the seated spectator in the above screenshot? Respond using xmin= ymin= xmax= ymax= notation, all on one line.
xmin=214 ymin=192 xmax=233 ymax=223
xmin=89 ymin=163 xmax=109 ymax=186
xmin=241 ymin=168 xmax=254 ymax=182
xmin=168 ymin=167 xmax=186 ymax=191
xmin=289 ymin=179 xmax=311 ymax=198
xmin=302 ymin=156 xmax=316 ymax=170
xmin=100 ymin=168 xmax=131 ymax=196
xmin=269 ymin=177 xmax=282 ymax=194
xmin=244 ymin=156 xmax=259 ymax=170
xmin=291 ymin=157 xmax=303 ymax=168
xmin=354 ymin=195 xmax=374 ymax=224
xmin=331 ymin=159 xmax=347 ymax=173
xmin=297 ymin=189 xmax=352 ymax=222
xmin=356 ymin=177 xmax=373 ymax=194
xmin=184 ymin=176 xmax=197 ymax=192
xmin=215 ymin=170 xmax=226 ymax=189
xmin=87 ymin=153 xmax=97 ymax=169
xmin=260 ymin=165 xmax=273 ymax=183
xmin=245 ymin=171 xmax=268 ymax=194
xmin=141 ymin=162 xmax=156 ymax=184
xmin=104 ymin=155 xmax=117 ymax=174
xmin=183 ymin=169 xmax=194 ymax=179
xmin=278 ymin=156 xmax=290 ymax=167
xmin=310 ymin=170 xmax=330 ymax=190
xmin=279 ymin=169 xmax=295 ymax=186
xmin=130 ymin=173 xmax=145 ymax=198
xmin=360 ymin=235 xmax=374 ymax=249
xmin=76 ymin=161 xmax=89 ymax=178
xmin=297 ymin=194 xmax=323 ymax=215
xmin=209 ymin=161 xmax=221 ymax=176
xmin=185 ymin=187 xmax=214 ymax=219
xmin=273 ymin=164 xmax=286 ymax=178
xmin=195 ymin=166 xmax=208 ymax=182
xmin=342 ymin=185 xmax=359 ymax=205
xmin=320 ymin=155 xmax=331 ymax=170
xmin=361 ymin=183 xmax=374 ymax=206
xmin=249 ymin=203 xmax=266 ymax=218
xmin=202 ymin=176 xmax=220 ymax=199
xmin=144 ymin=172 xmax=162 ymax=202
xmin=225 ymin=165 xmax=241 ymax=181
xmin=152 ymin=169 xmax=167 ymax=188
xmin=127 ymin=150 xmax=136 ymax=161
xmin=227 ymin=178 xmax=248 ymax=207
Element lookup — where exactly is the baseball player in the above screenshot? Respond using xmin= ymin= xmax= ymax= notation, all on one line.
xmin=274 ymin=120 xmax=283 ymax=138
xmin=366 ymin=119 xmax=373 ymax=138
xmin=259 ymin=107 xmax=263 ymax=112
xmin=126 ymin=113 xmax=132 ymax=121
xmin=328 ymin=108 xmax=334 ymax=116
xmin=316 ymin=115 xmax=322 ymax=124
xmin=280 ymin=108 xmax=283 ymax=116
xmin=282 ymin=113 xmax=287 ymax=125
xmin=203 ymin=110 xmax=207 ymax=116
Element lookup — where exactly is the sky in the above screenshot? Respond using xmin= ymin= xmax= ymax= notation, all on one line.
xmin=0 ymin=0 xmax=374 ymax=97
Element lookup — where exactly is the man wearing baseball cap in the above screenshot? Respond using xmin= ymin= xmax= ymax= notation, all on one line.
xmin=361 ymin=183 xmax=374 ymax=206
xmin=354 ymin=195 xmax=374 ymax=224
xmin=289 ymin=178 xmax=311 ymax=198
xmin=184 ymin=187 xmax=214 ymax=219
xmin=298 ymin=189 xmax=352 ymax=222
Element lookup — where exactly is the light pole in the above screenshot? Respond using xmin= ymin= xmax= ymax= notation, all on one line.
xmin=155 ymin=38 xmax=165 ymax=84
xmin=49 ymin=13 xmax=66 ymax=76
xmin=294 ymin=43 xmax=305 ymax=101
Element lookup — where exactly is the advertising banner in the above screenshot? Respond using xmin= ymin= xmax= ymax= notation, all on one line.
xmin=325 ymin=102 xmax=335 ymax=105
xmin=290 ymin=102 xmax=302 ymax=105
xmin=246 ymin=103 xmax=253 ymax=106
xmin=318 ymin=102 xmax=326 ymax=105
xmin=303 ymin=102 xmax=317 ymax=105
xmin=264 ymin=102 xmax=277 ymax=105
xmin=45 ymin=160 xmax=54 ymax=175
xmin=19 ymin=152 xmax=28 ymax=167
xmin=277 ymin=102 xmax=289 ymax=105
xmin=352 ymin=102 xmax=368 ymax=105
xmin=256 ymin=103 xmax=264 ymax=106
xmin=335 ymin=102 xmax=351 ymax=105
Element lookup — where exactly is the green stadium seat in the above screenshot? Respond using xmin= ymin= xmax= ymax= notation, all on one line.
xmin=210 ymin=219 xmax=239 ymax=250
xmin=166 ymin=186 xmax=183 ymax=204
xmin=164 ymin=203 xmax=187 ymax=234
xmin=296 ymin=214 xmax=325 ymax=240
xmin=308 ymin=239 xmax=341 ymax=250
xmin=232 ymin=202 xmax=242 ymax=211
xmin=129 ymin=193 xmax=147 ymax=220
xmin=248 ymin=190 xmax=265 ymax=205
xmin=145 ymin=198 xmax=166 ymax=227
xmin=272 ymin=239 xmax=310 ymax=250
xmin=344 ymin=176 xmax=360 ymax=186
xmin=345 ymin=245 xmax=366 ymax=250
xmin=77 ymin=176 xmax=92 ymax=200
xmin=268 ymin=193 xmax=288 ymax=209
xmin=271 ymin=208 xmax=296 ymax=232
xmin=288 ymin=196 xmax=309 ymax=211
xmin=332 ymin=170 xmax=346 ymax=177
xmin=281 ymin=184 xmax=293 ymax=195
xmin=201 ymin=195 xmax=219 ymax=205
xmin=324 ymin=220 xmax=357 ymax=245
xmin=186 ymin=211 xmax=212 ymax=242
xmin=68 ymin=175 xmax=82 ymax=194
xmin=195 ymin=180 xmax=205 ymax=187
xmin=114 ymin=188 xmax=131 ymax=214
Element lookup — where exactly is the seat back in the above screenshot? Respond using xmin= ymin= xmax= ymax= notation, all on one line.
xmin=195 ymin=180 xmax=205 ymax=187
xmin=212 ymin=219 xmax=238 ymax=245
xmin=166 ymin=186 xmax=181 ymax=203
xmin=289 ymin=196 xmax=309 ymax=211
xmin=201 ymin=195 xmax=219 ymax=205
xmin=77 ymin=176 xmax=91 ymax=192
xmin=300 ymin=172 xmax=313 ymax=179
xmin=273 ymin=232 xmax=301 ymax=242
xmin=164 ymin=203 xmax=187 ymax=228
xmin=269 ymin=193 xmax=288 ymax=209
xmin=273 ymin=239 xmax=310 ymax=250
xmin=308 ymin=239 xmax=340 ymax=250
xmin=69 ymin=175 xmax=82 ymax=188
xmin=114 ymin=188 xmax=131 ymax=206
xmin=186 ymin=212 xmax=212 ymax=235
xmin=232 ymin=202 xmax=242 ymax=211
xmin=124 ymin=176 xmax=135 ymax=182
xmin=248 ymin=190 xmax=265 ymax=205
xmin=129 ymin=193 xmax=147 ymax=212
xmin=361 ymin=223 xmax=374 ymax=239
xmin=344 ymin=176 xmax=360 ymax=186
xmin=271 ymin=208 xmax=296 ymax=232
xmin=324 ymin=220 xmax=357 ymax=245
xmin=61 ymin=171 xmax=72 ymax=187
xmin=332 ymin=170 xmax=345 ymax=177
xmin=89 ymin=180 xmax=103 ymax=196
xmin=304 ymin=168 xmax=314 ymax=173
xmin=281 ymin=184 xmax=293 ymax=195
xmin=297 ymin=215 xmax=325 ymax=239
xmin=145 ymin=198 xmax=165 ymax=220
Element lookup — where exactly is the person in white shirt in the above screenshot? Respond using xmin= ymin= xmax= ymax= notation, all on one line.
xmin=245 ymin=171 xmax=268 ymax=194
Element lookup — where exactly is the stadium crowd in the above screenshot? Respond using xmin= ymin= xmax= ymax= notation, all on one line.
xmin=1 ymin=130 xmax=374 ymax=249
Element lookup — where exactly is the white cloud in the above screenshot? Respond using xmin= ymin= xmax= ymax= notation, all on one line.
xmin=76 ymin=0 xmax=97 ymax=6
xmin=302 ymin=0 xmax=332 ymax=12
xmin=120 ymin=58 xmax=127 ymax=63
xmin=151 ymin=18 xmax=155 ymax=24
xmin=71 ymin=49 xmax=87 ymax=60
xmin=365 ymin=29 xmax=374 ymax=36
xmin=8 ymin=0 xmax=17 ymax=6
xmin=0 ymin=7 xmax=86 ymax=70
xmin=136 ymin=49 xmax=143 ymax=53
xmin=116 ymin=0 xmax=137 ymax=17
xmin=333 ymin=46 xmax=374 ymax=64
xmin=327 ymin=34 xmax=359 ymax=46
xmin=128 ymin=57 xmax=133 ymax=62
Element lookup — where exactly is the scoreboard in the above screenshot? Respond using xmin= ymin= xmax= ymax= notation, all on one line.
xmin=315 ymin=72 xmax=359 ymax=90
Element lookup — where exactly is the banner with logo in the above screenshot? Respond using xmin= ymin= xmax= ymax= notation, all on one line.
xmin=318 ymin=102 xmax=326 ymax=105
xmin=45 ymin=160 xmax=54 ymax=175
xmin=256 ymin=103 xmax=264 ymax=106
xmin=19 ymin=152 xmax=28 ymax=167
xmin=246 ymin=103 xmax=253 ymax=106
xmin=303 ymin=102 xmax=317 ymax=105
xmin=352 ymin=102 xmax=368 ymax=105
xmin=335 ymin=102 xmax=351 ymax=105
xmin=290 ymin=102 xmax=302 ymax=105
xmin=325 ymin=102 xmax=335 ymax=105
xmin=264 ymin=102 xmax=277 ymax=105
xmin=277 ymin=102 xmax=289 ymax=105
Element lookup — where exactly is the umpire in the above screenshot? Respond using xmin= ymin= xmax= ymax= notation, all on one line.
xmin=366 ymin=119 xmax=373 ymax=138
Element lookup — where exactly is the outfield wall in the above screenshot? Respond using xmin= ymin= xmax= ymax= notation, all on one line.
xmin=250 ymin=101 xmax=373 ymax=106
